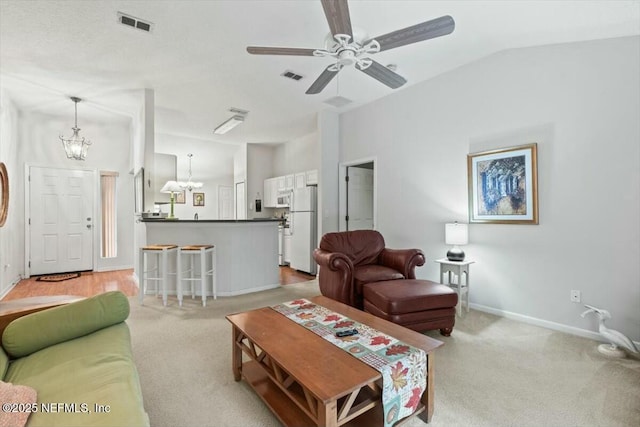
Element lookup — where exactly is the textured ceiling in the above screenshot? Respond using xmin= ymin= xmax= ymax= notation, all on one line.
xmin=1 ymin=0 xmax=639 ymax=145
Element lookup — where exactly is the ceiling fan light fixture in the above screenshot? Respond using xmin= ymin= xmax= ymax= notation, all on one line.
xmin=213 ymin=115 xmax=245 ymax=135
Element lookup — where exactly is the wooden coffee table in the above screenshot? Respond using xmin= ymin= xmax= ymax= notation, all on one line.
xmin=226 ymin=295 xmax=443 ymax=427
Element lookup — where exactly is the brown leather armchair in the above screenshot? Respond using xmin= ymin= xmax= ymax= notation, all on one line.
xmin=313 ymin=230 xmax=425 ymax=309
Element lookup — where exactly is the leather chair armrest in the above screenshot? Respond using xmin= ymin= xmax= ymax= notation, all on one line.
xmin=313 ymin=249 xmax=356 ymax=306
xmin=378 ymin=248 xmax=426 ymax=279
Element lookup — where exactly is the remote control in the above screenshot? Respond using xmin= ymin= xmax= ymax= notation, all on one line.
xmin=336 ymin=329 xmax=359 ymax=337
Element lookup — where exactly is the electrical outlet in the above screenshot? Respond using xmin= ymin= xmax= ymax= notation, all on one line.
xmin=570 ymin=290 xmax=581 ymax=303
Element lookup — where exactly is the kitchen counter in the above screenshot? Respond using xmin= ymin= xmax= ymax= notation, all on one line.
xmin=141 ymin=220 xmax=279 ymax=297
xmin=141 ymin=218 xmax=282 ymax=223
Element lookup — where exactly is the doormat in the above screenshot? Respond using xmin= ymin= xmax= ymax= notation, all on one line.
xmin=35 ymin=273 xmax=81 ymax=282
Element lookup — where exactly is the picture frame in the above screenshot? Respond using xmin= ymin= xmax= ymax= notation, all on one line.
xmin=0 ymin=162 xmax=9 ymax=227
xmin=175 ymin=190 xmax=186 ymax=204
xmin=467 ymin=143 xmax=538 ymax=224
xmin=193 ymin=192 xmax=205 ymax=207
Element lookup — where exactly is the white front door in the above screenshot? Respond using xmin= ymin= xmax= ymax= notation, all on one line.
xmin=347 ymin=166 xmax=374 ymax=231
xmin=29 ymin=166 xmax=94 ymax=275
xmin=218 ymin=185 xmax=233 ymax=219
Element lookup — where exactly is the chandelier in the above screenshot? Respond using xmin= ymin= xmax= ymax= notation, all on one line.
xmin=59 ymin=96 xmax=91 ymax=160
xmin=179 ymin=153 xmax=203 ymax=192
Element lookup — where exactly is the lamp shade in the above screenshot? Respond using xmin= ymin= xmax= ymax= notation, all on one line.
xmin=445 ymin=223 xmax=468 ymax=245
xmin=160 ymin=180 xmax=182 ymax=193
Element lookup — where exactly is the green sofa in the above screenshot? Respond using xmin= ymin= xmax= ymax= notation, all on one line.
xmin=0 ymin=291 xmax=149 ymax=427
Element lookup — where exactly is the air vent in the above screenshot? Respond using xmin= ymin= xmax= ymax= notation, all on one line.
xmin=323 ymin=96 xmax=353 ymax=108
xmin=281 ymin=70 xmax=304 ymax=81
xmin=117 ymin=12 xmax=154 ymax=33
xmin=229 ymin=107 xmax=249 ymax=116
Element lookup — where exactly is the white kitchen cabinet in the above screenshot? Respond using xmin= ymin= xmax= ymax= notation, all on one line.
xmin=263 ymin=177 xmax=278 ymax=208
xmin=285 ymin=174 xmax=294 ymax=190
xmin=276 ymin=176 xmax=286 ymax=192
xmin=305 ymin=169 xmax=318 ymax=185
xmin=294 ymin=172 xmax=306 ymax=189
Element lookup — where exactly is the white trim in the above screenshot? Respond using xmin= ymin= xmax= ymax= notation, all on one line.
xmin=470 ymin=302 xmax=605 ymax=342
xmin=338 ymin=156 xmax=377 ymax=232
xmin=94 ymin=264 xmax=134 ymax=272
xmin=0 ymin=275 xmax=22 ymax=300
xmin=216 ymin=283 xmax=281 ymax=297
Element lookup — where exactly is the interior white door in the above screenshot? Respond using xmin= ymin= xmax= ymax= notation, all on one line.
xmin=218 ymin=185 xmax=233 ymax=219
xmin=29 ymin=166 xmax=94 ymax=275
xmin=347 ymin=166 xmax=374 ymax=230
xmin=235 ymin=181 xmax=246 ymax=219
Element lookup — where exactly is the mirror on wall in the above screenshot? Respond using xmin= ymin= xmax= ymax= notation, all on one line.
xmin=134 ymin=167 xmax=144 ymax=215
xmin=0 ymin=163 xmax=8 ymax=227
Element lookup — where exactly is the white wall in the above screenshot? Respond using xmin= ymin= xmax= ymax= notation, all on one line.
xmin=20 ymin=111 xmax=135 ymax=272
xmin=272 ymin=132 xmax=319 ymax=176
xmin=339 ymin=36 xmax=640 ymax=341
xmin=155 ymin=133 xmax=236 ymax=220
xmin=247 ymin=144 xmax=274 ymax=219
xmin=0 ymin=90 xmax=23 ymax=297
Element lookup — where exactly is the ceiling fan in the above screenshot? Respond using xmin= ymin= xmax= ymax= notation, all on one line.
xmin=246 ymin=0 xmax=455 ymax=94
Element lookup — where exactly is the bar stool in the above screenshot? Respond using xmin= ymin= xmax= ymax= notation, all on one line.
xmin=176 ymin=245 xmax=217 ymax=307
xmin=138 ymin=244 xmax=178 ymax=306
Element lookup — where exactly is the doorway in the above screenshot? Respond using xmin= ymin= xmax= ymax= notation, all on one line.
xmin=27 ymin=166 xmax=95 ymax=276
xmin=339 ymin=158 xmax=376 ymax=231
xmin=235 ymin=181 xmax=246 ymax=219
xmin=218 ymin=185 xmax=233 ymax=219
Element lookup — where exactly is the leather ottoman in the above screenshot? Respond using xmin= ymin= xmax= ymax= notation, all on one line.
xmin=363 ymin=279 xmax=458 ymax=336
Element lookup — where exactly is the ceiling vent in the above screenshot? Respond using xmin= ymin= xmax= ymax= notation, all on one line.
xmin=281 ymin=70 xmax=304 ymax=81
xmin=117 ymin=12 xmax=154 ymax=33
xmin=323 ymin=96 xmax=353 ymax=108
xmin=229 ymin=107 xmax=249 ymax=116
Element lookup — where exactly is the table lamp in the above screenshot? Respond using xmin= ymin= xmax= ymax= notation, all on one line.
xmin=160 ymin=180 xmax=182 ymax=220
xmin=445 ymin=222 xmax=468 ymax=261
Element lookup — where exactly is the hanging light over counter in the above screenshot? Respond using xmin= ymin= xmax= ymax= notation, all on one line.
xmin=179 ymin=153 xmax=203 ymax=191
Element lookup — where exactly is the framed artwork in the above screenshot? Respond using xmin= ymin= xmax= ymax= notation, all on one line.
xmin=467 ymin=143 xmax=538 ymax=224
xmin=175 ymin=190 xmax=186 ymax=204
xmin=0 ymin=162 xmax=8 ymax=227
xmin=193 ymin=192 xmax=205 ymax=207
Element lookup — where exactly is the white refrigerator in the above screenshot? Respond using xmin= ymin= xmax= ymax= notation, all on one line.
xmin=289 ymin=186 xmax=317 ymax=275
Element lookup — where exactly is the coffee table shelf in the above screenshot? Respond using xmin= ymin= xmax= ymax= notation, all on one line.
xmin=242 ymin=361 xmax=422 ymax=427
xmin=227 ymin=296 xmax=443 ymax=427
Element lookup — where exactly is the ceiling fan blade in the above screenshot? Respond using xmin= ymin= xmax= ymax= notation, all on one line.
xmin=321 ymin=0 xmax=353 ymax=39
xmin=367 ymin=15 xmax=455 ymax=52
xmin=306 ymin=65 xmax=340 ymax=94
xmin=246 ymin=46 xmax=317 ymax=56
xmin=358 ymin=60 xmax=407 ymax=89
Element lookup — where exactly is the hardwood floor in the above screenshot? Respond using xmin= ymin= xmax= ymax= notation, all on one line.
xmin=279 ymin=266 xmax=317 ymax=285
xmin=1 ymin=267 xmax=316 ymax=301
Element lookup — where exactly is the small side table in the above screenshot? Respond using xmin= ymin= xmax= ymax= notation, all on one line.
xmin=435 ymin=258 xmax=475 ymax=316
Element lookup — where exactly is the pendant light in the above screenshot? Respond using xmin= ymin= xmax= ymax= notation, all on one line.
xmin=59 ymin=96 xmax=92 ymax=160
xmin=179 ymin=153 xmax=203 ymax=191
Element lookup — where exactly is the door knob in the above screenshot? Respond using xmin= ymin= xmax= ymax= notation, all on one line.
xmin=86 ymin=224 xmax=92 ymax=229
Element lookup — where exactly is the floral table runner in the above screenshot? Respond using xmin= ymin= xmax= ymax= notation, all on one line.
xmin=271 ymin=299 xmax=426 ymax=427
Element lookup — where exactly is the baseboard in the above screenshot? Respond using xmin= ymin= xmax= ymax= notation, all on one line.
xmin=469 ymin=302 xmax=606 ymax=342
xmin=217 ymin=284 xmax=280 ymax=297
xmin=0 ymin=275 xmax=23 ymax=300
xmin=139 ymin=283 xmax=281 ymax=298
xmin=94 ymin=265 xmax=134 ymax=273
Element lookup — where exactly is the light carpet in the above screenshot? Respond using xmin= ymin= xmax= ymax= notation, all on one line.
xmin=127 ymin=281 xmax=640 ymax=427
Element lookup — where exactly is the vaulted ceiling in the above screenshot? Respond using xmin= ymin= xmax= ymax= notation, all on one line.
xmin=1 ymin=1 xmax=638 ymax=144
